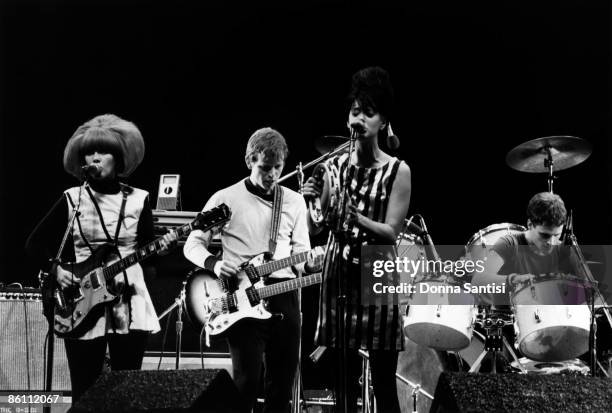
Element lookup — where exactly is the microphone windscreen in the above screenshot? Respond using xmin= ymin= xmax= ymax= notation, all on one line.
xmin=386 ymin=134 xmax=400 ymax=150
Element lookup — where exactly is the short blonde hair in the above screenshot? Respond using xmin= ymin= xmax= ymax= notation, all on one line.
xmin=244 ymin=127 xmax=289 ymax=166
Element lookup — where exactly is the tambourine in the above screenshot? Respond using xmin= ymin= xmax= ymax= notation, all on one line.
xmin=308 ymin=162 xmax=341 ymax=228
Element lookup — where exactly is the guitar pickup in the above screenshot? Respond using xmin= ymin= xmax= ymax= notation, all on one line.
xmin=226 ymin=293 xmax=238 ymax=314
xmin=245 ymin=287 xmax=261 ymax=307
xmin=90 ymin=271 xmax=101 ymax=289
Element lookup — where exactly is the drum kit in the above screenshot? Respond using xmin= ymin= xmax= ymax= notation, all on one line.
xmin=396 ymin=135 xmax=612 ymax=412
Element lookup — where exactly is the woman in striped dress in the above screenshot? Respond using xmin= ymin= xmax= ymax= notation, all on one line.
xmin=303 ymin=67 xmax=411 ymax=413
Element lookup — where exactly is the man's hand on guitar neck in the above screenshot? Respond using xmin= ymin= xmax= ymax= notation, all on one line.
xmin=213 ymin=260 xmax=239 ymax=279
xmin=304 ymin=246 xmax=325 ymax=274
xmin=158 ymin=231 xmax=179 ymax=255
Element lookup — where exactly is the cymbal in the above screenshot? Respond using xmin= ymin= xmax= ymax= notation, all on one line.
xmin=315 ymin=135 xmax=349 ymax=155
xmin=506 ymin=136 xmax=592 ymax=173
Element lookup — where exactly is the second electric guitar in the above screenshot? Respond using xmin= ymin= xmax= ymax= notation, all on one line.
xmin=186 ymin=247 xmax=324 ymax=337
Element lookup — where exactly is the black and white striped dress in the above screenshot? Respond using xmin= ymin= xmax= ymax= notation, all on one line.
xmin=316 ymin=152 xmax=404 ymax=351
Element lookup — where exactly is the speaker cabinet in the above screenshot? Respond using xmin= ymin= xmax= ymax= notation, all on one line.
xmin=71 ymin=369 xmax=241 ymax=413
xmin=0 ymin=288 xmax=71 ymax=391
xmin=431 ymin=371 xmax=612 ymax=412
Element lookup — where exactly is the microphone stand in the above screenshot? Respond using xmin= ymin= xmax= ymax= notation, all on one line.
xmin=291 ymin=163 xmax=305 ymax=413
xmin=157 ymin=281 xmax=187 ymax=369
xmin=332 ymin=129 xmax=357 ymax=413
xmin=277 ymin=135 xmax=354 ymax=412
xmin=42 ymin=183 xmax=85 ymax=409
xmin=278 ymin=142 xmax=350 ymax=184
xmin=416 ymin=215 xmax=442 ymax=266
xmin=564 ymin=212 xmax=612 ymax=376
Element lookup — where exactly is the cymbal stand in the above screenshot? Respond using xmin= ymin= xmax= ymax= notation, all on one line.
xmin=469 ymin=309 xmax=525 ymax=374
xmin=564 ymin=212 xmax=612 ymax=376
xmin=543 ymin=145 xmax=556 ymax=193
xmin=157 ymin=281 xmax=187 ymax=369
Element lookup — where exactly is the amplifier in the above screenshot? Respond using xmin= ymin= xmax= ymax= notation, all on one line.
xmin=152 ymin=209 xmax=198 ymax=230
xmin=0 ymin=287 xmax=71 ymax=391
xmin=152 ymin=209 xmax=222 ymax=251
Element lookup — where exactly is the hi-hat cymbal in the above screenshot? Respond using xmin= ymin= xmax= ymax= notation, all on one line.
xmin=315 ymin=135 xmax=349 ymax=155
xmin=506 ymin=136 xmax=592 ymax=173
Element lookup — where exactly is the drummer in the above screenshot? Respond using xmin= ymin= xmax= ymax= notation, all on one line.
xmin=472 ymin=192 xmax=579 ymax=305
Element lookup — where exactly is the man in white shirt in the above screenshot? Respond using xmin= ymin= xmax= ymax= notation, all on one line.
xmin=184 ymin=127 xmax=320 ymax=413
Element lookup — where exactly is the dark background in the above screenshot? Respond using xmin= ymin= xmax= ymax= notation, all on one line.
xmin=1 ymin=0 xmax=611 ymax=388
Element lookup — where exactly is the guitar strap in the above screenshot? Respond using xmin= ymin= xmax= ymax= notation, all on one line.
xmin=268 ymin=185 xmax=284 ymax=259
xmin=85 ymin=184 xmax=132 ymax=331
xmin=85 ymin=185 xmax=129 ymax=246
xmin=65 ymin=190 xmax=94 ymax=255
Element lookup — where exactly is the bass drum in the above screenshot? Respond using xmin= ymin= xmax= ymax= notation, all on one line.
xmin=396 ymin=333 xmax=486 ymax=413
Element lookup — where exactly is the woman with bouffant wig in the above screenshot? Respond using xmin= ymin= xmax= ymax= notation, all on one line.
xmin=26 ymin=114 xmax=174 ymax=402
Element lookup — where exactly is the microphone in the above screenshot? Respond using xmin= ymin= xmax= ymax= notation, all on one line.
xmin=403 ymin=217 xmax=425 ymax=236
xmin=561 ymin=210 xmax=573 ymax=245
xmin=81 ymin=164 xmax=102 ymax=178
xmin=386 ymin=122 xmax=400 ymax=150
xmin=417 ymin=215 xmax=442 ymax=263
xmin=349 ymin=123 xmax=365 ymax=135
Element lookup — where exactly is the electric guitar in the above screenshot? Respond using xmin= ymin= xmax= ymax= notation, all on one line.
xmin=49 ymin=204 xmax=231 ymax=338
xmin=186 ymin=247 xmax=324 ymax=338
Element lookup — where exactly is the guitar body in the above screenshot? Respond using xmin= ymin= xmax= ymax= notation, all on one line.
xmin=185 ymin=249 xmax=324 ymax=339
xmin=45 ymin=203 xmax=231 ymax=338
xmin=54 ymin=243 xmax=123 ymax=338
xmin=186 ymin=268 xmax=271 ymax=336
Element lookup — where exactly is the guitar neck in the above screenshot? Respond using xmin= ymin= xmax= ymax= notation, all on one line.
xmin=258 ymin=273 xmax=322 ymax=299
xmin=256 ymin=251 xmax=310 ymax=277
xmin=103 ymin=222 xmax=193 ymax=281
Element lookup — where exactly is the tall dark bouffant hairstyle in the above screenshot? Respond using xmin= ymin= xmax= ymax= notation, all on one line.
xmin=527 ymin=192 xmax=567 ymax=227
xmin=347 ymin=66 xmax=394 ymax=121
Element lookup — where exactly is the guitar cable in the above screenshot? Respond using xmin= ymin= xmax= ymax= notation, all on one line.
xmin=199 ymin=326 xmax=207 ymax=370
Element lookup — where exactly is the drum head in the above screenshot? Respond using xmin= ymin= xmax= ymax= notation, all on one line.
xmin=466 ymin=223 xmax=526 ymax=248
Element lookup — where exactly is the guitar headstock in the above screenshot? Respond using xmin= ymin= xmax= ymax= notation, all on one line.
xmin=193 ymin=203 xmax=231 ymax=232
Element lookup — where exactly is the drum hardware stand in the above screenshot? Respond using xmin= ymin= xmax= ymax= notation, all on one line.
xmin=563 ymin=211 xmax=612 ymax=376
xmin=358 ymin=349 xmax=375 ymax=413
xmin=543 ymin=145 xmax=557 ymax=193
xmin=157 ymin=280 xmax=188 ymax=369
xmin=469 ymin=311 xmax=525 ymax=373
xmin=395 ymin=373 xmax=434 ymax=413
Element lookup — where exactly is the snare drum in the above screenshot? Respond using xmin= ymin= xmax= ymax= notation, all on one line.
xmin=510 ymin=273 xmax=590 ymax=362
xmin=308 ymin=162 xmax=341 ymax=228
